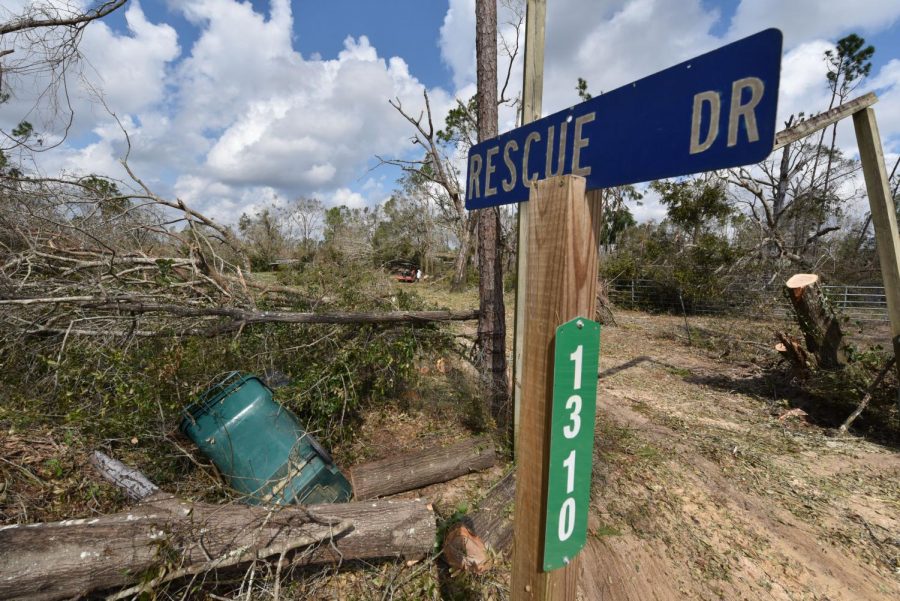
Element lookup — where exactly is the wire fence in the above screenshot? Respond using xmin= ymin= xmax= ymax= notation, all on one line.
xmin=607 ymin=279 xmax=889 ymax=323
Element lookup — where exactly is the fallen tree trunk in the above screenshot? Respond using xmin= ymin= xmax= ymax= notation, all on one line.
xmin=443 ymin=471 xmax=515 ymax=572
xmin=0 ymin=494 xmax=435 ymax=601
xmin=781 ymin=273 xmax=847 ymax=369
xmin=350 ymin=436 xmax=498 ymax=500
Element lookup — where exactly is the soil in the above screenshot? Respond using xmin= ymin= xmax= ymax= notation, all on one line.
xmin=580 ymin=311 xmax=900 ymax=600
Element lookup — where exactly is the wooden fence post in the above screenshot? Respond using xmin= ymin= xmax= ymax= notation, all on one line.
xmin=511 ymin=175 xmax=602 ymax=601
xmin=853 ymin=107 xmax=900 ymax=381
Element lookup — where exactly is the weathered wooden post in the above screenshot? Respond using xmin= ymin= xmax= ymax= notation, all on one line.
xmin=511 ymin=175 xmax=602 ymax=599
xmin=464 ymin=28 xmax=782 ymax=601
xmin=513 ymin=0 xmax=547 ymax=449
xmin=852 ymin=107 xmax=900 ymax=384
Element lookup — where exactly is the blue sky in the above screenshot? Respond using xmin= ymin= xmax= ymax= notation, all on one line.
xmin=2 ymin=0 xmax=900 ymax=224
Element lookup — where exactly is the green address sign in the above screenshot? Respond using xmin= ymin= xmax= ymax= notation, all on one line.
xmin=543 ymin=317 xmax=600 ymax=572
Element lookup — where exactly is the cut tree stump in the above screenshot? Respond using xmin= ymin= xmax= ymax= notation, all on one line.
xmin=349 ymin=436 xmax=498 ymax=500
xmin=443 ymin=470 xmax=515 ymax=573
xmin=0 ymin=495 xmax=435 ymax=601
xmin=781 ymin=273 xmax=847 ymax=369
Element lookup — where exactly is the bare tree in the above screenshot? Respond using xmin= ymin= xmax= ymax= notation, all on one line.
xmin=381 ymin=91 xmax=474 ymax=290
xmin=0 ymin=1 xmax=129 ymax=152
xmin=723 ymin=114 xmax=862 ymax=275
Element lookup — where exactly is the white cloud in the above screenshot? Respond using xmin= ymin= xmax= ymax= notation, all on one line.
xmin=328 ymin=187 xmax=366 ymax=209
xmin=79 ymin=2 xmax=180 ymax=114
xmin=729 ymin=0 xmax=900 ymax=46
xmin=440 ymin=0 xmax=476 ymax=90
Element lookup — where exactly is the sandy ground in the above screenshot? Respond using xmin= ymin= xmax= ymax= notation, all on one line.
xmin=579 ymin=312 xmax=899 ymax=600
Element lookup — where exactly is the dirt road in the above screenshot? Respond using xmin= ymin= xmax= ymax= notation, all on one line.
xmin=581 ymin=312 xmax=899 ymax=600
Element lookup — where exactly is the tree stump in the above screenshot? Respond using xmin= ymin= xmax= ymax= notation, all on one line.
xmin=782 ymin=273 xmax=847 ymax=369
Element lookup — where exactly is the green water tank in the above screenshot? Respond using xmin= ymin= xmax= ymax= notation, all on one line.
xmin=180 ymin=372 xmax=352 ymax=505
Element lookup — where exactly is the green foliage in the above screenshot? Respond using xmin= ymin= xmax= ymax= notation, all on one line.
xmin=602 ymin=220 xmax=739 ymax=310
xmin=651 ymin=179 xmax=731 ymax=239
xmin=0 ymin=269 xmax=451 ymax=488
xmin=11 ymin=121 xmax=33 ymax=140
xmin=372 ymin=195 xmax=428 ymax=266
xmin=437 ymin=96 xmax=477 ymax=147
xmin=81 ymin=175 xmax=129 ymax=217
xmin=576 ymin=77 xmax=592 ymax=101
xmin=825 ymin=34 xmax=874 ymax=95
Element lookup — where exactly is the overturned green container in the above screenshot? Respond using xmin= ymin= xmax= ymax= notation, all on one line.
xmin=180 ymin=372 xmax=352 ymax=505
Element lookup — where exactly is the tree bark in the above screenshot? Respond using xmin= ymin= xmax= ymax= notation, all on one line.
xmin=783 ymin=273 xmax=847 ymax=369
xmin=475 ymin=0 xmax=511 ymax=435
xmin=90 ymin=451 xmax=159 ymax=501
xmin=350 ymin=437 xmax=498 ymax=500
xmin=0 ymin=495 xmax=435 ymax=601
xmin=451 ymin=215 xmax=477 ymax=292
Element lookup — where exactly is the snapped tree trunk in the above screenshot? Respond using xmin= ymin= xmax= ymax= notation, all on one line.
xmin=475 ymin=0 xmax=510 ymax=434
xmin=451 ymin=215 xmax=477 ymax=292
xmin=0 ymin=495 xmax=435 ymax=601
xmin=782 ymin=273 xmax=847 ymax=369
xmin=350 ymin=436 xmax=498 ymax=500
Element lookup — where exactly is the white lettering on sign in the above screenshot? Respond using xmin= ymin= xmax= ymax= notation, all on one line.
xmin=728 ymin=77 xmax=764 ymax=147
xmin=467 ymin=154 xmax=482 ymax=199
xmin=690 ymin=91 xmax=720 ymax=154
xmin=563 ymin=394 xmax=581 ymax=439
xmin=522 ymin=131 xmax=541 ymax=188
xmin=570 ymin=345 xmax=583 ymax=390
xmin=484 ymin=146 xmax=500 ymax=197
xmin=502 ymin=140 xmax=518 ymax=192
xmin=546 ymin=121 xmax=568 ymax=178
xmin=572 ymin=112 xmax=596 ymax=176
xmin=563 ymin=449 xmax=576 ymax=493
xmin=467 ymin=116 xmax=595 ymax=199
xmin=558 ymin=343 xmax=584 ymax=544
xmin=559 ymin=497 xmax=576 ymax=541
xmin=690 ymin=76 xmax=766 ymax=155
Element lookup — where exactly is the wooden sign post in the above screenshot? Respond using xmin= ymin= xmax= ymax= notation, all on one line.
xmin=464 ymin=29 xmax=783 ymax=601
xmin=511 ymin=175 xmax=602 ymax=600
xmin=852 ymin=108 xmax=900 ymax=383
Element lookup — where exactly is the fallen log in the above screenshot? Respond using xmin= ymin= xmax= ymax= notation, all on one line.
xmin=0 ymin=494 xmax=435 ymax=601
xmin=443 ymin=470 xmax=515 ymax=573
xmin=782 ymin=273 xmax=847 ymax=369
xmin=90 ymin=450 xmax=159 ymax=500
xmin=350 ymin=436 xmax=498 ymax=500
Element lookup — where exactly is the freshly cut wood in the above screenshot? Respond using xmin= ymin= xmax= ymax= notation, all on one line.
xmin=783 ymin=273 xmax=847 ymax=369
xmin=443 ymin=470 xmax=515 ymax=573
xmin=350 ymin=436 xmax=497 ymax=500
xmin=463 ymin=470 xmax=515 ymax=553
xmin=775 ymin=331 xmax=812 ymax=373
xmin=0 ymin=495 xmax=435 ymax=601
xmin=444 ymin=525 xmax=491 ymax=573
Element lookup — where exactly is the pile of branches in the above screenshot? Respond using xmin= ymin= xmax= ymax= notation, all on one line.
xmin=0 ymin=168 xmax=267 ymax=343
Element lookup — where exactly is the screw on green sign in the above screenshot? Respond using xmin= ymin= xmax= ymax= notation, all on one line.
xmin=543 ymin=316 xmax=600 ymax=572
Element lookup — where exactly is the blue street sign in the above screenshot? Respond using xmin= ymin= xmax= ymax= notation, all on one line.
xmin=465 ymin=28 xmax=782 ymax=209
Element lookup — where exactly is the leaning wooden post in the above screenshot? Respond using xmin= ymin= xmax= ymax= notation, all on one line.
xmin=511 ymin=175 xmax=602 ymax=601
xmin=853 ymin=107 xmax=900 ymax=381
